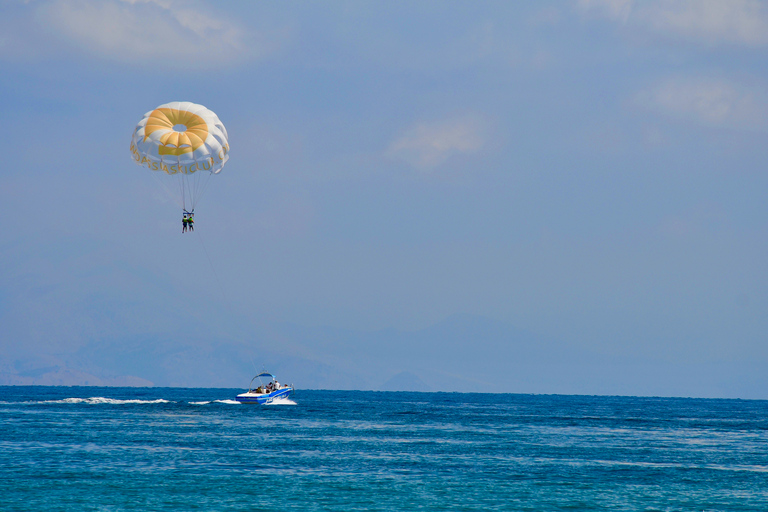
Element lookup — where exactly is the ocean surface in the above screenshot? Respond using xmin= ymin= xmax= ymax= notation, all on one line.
xmin=1 ymin=387 xmax=767 ymax=511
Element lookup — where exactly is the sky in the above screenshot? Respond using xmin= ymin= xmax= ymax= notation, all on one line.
xmin=1 ymin=0 xmax=767 ymax=397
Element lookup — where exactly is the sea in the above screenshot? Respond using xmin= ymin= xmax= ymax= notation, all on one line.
xmin=1 ymin=387 xmax=767 ymax=511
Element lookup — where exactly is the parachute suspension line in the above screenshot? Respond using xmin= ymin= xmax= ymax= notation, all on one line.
xmin=150 ymin=169 xmax=184 ymax=210
xmin=178 ymin=155 xmax=188 ymax=213
xmin=188 ymin=168 xmax=199 ymax=211
xmin=187 ymin=168 xmax=195 ymax=210
xmin=178 ymin=165 xmax=211 ymax=213
xmin=188 ymin=167 xmax=212 ymax=212
xmin=194 ymin=170 xmax=215 ymax=211
xmin=178 ymin=173 xmax=185 ymax=213
xmin=249 ymin=355 xmax=258 ymax=374
xmin=184 ymin=171 xmax=191 ymax=212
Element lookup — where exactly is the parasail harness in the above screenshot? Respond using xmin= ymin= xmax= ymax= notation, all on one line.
xmin=182 ymin=210 xmax=195 ymax=233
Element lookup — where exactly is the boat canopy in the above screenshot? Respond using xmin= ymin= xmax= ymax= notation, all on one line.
xmin=255 ymin=372 xmax=275 ymax=380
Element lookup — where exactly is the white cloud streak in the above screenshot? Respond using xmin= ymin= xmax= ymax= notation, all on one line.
xmin=634 ymin=78 xmax=768 ymax=128
xmin=387 ymin=116 xmax=486 ymax=171
xmin=579 ymin=0 xmax=634 ymax=24
xmin=579 ymin=0 xmax=768 ymax=46
xmin=6 ymin=0 xmax=279 ymax=67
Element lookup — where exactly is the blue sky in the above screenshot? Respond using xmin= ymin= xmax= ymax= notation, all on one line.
xmin=1 ymin=0 xmax=767 ymax=396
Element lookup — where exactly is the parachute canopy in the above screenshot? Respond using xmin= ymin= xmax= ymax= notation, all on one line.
xmin=130 ymin=101 xmax=229 ymax=212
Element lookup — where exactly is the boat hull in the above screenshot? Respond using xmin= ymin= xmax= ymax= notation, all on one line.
xmin=235 ymin=387 xmax=293 ymax=404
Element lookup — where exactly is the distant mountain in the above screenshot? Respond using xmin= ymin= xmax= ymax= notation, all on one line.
xmin=266 ymin=312 xmax=587 ymax=392
xmin=0 ymin=356 xmax=153 ymax=387
xmin=3 ymin=298 xmax=766 ymax=397
xmin=2 ymin=285 xmax=575 ymax=391
xmin=3 ymin=231 xmax=766 ymax=397
xmin=3 ymin=235 xmax=588 ymax=391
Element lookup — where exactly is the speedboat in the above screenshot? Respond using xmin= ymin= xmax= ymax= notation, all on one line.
xmin=235 ymin=372 xmax=294 ymax=404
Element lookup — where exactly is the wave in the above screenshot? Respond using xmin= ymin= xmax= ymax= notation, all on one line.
xmin=41 ymin=397 xmax=173 ymax=405
xmin=266 ymin=397 xmax=296 ymax=406
xmin=188 ymin=399 xmax=296 ymax=405
xmin=33 ymin=397 xmax=295 ymax=406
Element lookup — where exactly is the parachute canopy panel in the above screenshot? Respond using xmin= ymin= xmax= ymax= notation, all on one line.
xmin=130 ymin=101 xmax=229 ymax=175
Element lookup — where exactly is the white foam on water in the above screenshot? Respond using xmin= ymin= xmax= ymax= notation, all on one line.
xmin=32 ymin=397 xmax=293 ymax=406
xmin=41 ymin=397 xmax=172 ymax=405
xmin=265 ymin=397 xmax=296 ymax=406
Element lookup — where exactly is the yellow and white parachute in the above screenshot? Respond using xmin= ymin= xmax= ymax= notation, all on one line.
xmin=130 ymin=101 xmax=229 ymax=213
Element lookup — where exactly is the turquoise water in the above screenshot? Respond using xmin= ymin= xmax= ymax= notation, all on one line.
xmin=1 ymin=387 xmax=767 ymax=511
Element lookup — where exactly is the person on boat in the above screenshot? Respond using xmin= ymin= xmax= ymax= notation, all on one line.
xmin=274 ymin=380 xmax=280 ymax=389
xmin=182 ymin=214 xmax=188 ymax=233
xmin=255 ymin=385 xmax=263 ymax=394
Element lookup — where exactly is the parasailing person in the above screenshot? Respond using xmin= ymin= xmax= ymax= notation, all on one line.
xmin=130 ymin=101 xmax=230 ymax=231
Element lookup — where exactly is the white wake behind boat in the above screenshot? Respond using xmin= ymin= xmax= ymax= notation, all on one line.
xmin=235 ymin=372 xmax=294 ymax=404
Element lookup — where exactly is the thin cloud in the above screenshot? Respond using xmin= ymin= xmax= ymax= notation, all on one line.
xmin=23 ymin=0 xmax=280 ymax=67
xmin=578 ymin=0 xmax=634 ymax=24
xmin=579 ymin=0 xmax=768 ymax=46
xmin=387 ymin=116 xmax=486 ymax=171
xmin=634 ymin=78 xmax=768 ymax=128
